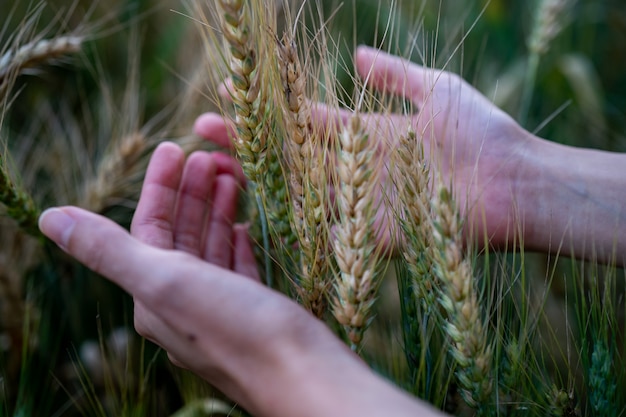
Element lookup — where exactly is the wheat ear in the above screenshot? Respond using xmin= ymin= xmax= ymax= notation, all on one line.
xmin=547 ymin=385 xmax=578 ymax=416
xmin=80 ymin=133 xmax=148 ymax=213
xmin=431 ymin=185 xmax=493 ymax=411
xmin=275 ymin=31 xmax=330 ymax=317
xmin=217 ymin=0 xmax=268 ymax=183
xmin=395 ymin=127 xmax=437 ymax=305
xmin=332 ymin=114 xmax=382 ymax=348
xmin=528 ymin=0 xmax=573 ymax=56
xmin=0 ymin=152 xmax=40 ymax=236
xmin=589 ymin=341 xmax=616 ymax=415
xmin=520 ymin=0 xmax=573 ymax=123
xmin=0 ymin=35 xmax=83 ymax=81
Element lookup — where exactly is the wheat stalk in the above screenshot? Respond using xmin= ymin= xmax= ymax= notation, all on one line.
xmin=332 ymin=114 xmax=383 ymax=349
xmin=431 ymin=185 xmax=493 ymax=412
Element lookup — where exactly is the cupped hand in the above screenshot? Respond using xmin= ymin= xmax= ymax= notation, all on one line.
xmin=128 ymin=142 xmax=259 ymax=365
xmin=37 ymin=143 xmax=345 ymax=414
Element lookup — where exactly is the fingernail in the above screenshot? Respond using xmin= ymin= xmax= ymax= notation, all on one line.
xmin=39 ymin=208 xmax=75 ymax=250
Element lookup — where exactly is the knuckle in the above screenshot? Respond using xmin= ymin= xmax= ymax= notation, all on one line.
xmin=141 ymin=251 xmax=192 ymax=306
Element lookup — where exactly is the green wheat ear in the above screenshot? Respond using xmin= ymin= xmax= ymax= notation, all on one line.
xmin=0 ymin=152 xmax=41 ymax=237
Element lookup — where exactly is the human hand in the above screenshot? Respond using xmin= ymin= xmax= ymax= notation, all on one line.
xmin=197 ymin=46 xmax=535 ymax=251
xmin=312 ymin=46 xmax=534 ymax=249
xmin=347 ymin=46 xmax=533 ymax=248
xmin=127 ymin=142 xmax=258 ymax=367
xmin=36 ymin=142 xmax=337 ymax=413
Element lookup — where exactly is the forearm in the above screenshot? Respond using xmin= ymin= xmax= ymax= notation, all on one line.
xmin=516 ymin=137 xmax=626 ymax=265
xmin=235 ymin=317 xmax=445 ymax=417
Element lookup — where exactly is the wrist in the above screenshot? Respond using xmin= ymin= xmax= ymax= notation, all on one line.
xmin=239 ymin=310 xmax=444 ymax=417
xmin=516 ymin=138 xmax=626 ymax=264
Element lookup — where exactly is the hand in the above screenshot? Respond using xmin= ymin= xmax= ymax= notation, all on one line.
xmin=37 ymin=143 xmax=328 ymax=412
xmin=39 ymin=142 xmax=448 ymax=417
xmin=128 ymin=142 xmax=259 ymax=368
xmin=197 ymin=46 xmax=534 ymax=252
xmin=345 ymin=46 xmax=533 ymax=248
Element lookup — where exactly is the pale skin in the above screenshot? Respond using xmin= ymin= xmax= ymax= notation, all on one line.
xmin=39 ymin=46 xmax=626 ymax=417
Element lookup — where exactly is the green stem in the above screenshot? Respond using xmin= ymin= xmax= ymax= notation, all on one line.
xmin=254 ymin=185 xmax=273 ymax=288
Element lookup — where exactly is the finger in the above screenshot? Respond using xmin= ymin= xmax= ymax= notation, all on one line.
xmin=194 ymin=112 xmax=234 ymax=149
xmin=173 ymin=152 xmax=218 ymax=255
xmin=309 ymin=101 xmax=353 ymax=140
xmin=40 ymin=206 xmax=167 ymax=298
xmin=232 ymin=223 xmax=260 ymax=282
xmin=355 ymin=45 xmax=434 ymax=108
xmin=210 ymin=151 xmax=248 ymax=189
xmin=131 ymin=142 xmax=185 ymax=249
xmin=203 ymin=174 xmax=239 ymax=267
xmin=217 ymin=78 xmax=234 ymax=101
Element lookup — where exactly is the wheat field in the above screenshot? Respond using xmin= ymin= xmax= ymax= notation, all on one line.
xmin=1 ymin=1 xmax=625 ymax=416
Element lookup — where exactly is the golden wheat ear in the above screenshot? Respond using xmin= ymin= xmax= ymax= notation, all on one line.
xmin=273 ymin=27 xmax=331 ymax=318
xmin=331 ymin=114 xmax=386 ymax=349
xmin=430 ymin=184 xmax=494 ymax=410
xmin=216 ymin=0 xmax=270 ymax=184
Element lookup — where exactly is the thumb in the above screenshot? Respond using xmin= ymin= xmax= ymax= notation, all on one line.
xmin=355 ymin=45 xmax=432 ymax=107
xmin=39 ymin=206 xmax=156 ymax=297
